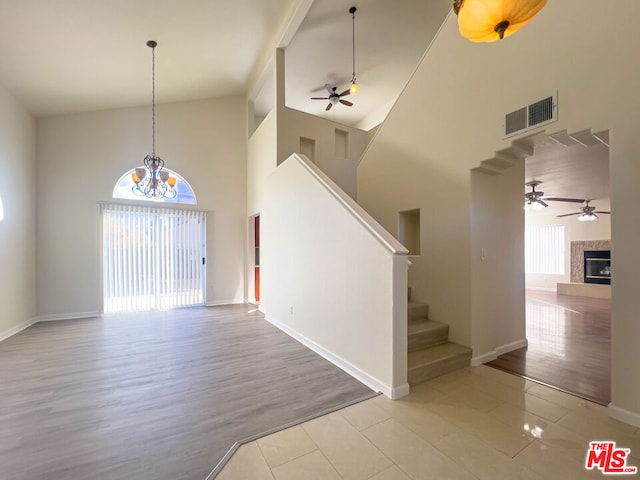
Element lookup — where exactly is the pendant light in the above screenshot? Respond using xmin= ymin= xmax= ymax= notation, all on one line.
xmin=131 ymin=40 xmax=177 ymax=199
xmin=453 ymin=0 xmax=548 ymax=43
xmin=349 ymin=6 xmax=358 ymax=95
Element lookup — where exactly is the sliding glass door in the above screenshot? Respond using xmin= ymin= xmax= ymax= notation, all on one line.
xmin=100 ymin=203 xmax=206 ymax=313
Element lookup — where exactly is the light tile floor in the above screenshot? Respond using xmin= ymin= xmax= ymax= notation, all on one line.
xmin=217 ymin=366 xmax=639 ymax=479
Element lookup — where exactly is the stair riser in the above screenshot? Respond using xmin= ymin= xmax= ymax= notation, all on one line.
xmin=408 ymin=352 xmax=472 ymax=386
xmin=408 ymin=328 xmax=449 ymax=352
xmin=408 ymin=304 xmax=429 ymax=321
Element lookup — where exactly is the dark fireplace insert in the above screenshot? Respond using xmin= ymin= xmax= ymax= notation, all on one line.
xmin=584 ymin=250 xmax=611 ymax=285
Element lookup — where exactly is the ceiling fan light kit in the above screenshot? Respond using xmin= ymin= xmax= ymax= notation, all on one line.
xmin=310 ymin=84 xmax=353 ymax=111
xmin=555 ymin=200 xmax=611 ymax=222
xmin=453 ymin=0 xmax=548 ymax=42
xmin=524 ymin=180 xmax=547 ymax=211
xmin=578 ymin=212 xmax=598 ymax=222
xmin=309 ymin=6 xmax=359 ymax=110
xmin=524 ymin=182 xmax=611 ymax=221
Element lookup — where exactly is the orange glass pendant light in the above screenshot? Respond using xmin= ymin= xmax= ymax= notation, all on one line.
xmin=453 ymin=0 xmax=548 ymax=43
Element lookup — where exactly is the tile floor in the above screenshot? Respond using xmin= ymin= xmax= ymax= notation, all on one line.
xmin=217 ymin=366 xmax=640 ymax=480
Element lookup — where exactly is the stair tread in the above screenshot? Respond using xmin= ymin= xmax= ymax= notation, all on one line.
xmin=408 ymin=318 xmax=448 ymax=335
xmin=408 ymin=342 xmax=472 ymax=369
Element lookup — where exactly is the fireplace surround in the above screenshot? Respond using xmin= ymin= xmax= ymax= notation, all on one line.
xmin=570 ymin=240 xmax=611 ymax=283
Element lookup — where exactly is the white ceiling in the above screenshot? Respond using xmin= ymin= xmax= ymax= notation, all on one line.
xmin=525 ymin=137 xmax=611 ymax=216
xmin=0 ymin=1 xmax=610 ymax=203
xmin=0 ymin=0 xmax=300 ymax=117
xmin=284 ymin=0 xmax=452 ymax=131
xmin=0 ymin=0 xmax=452 ymax=130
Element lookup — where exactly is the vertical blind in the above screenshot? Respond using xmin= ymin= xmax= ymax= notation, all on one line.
xmin=101 ymin=203 xmax=206 ymax=313
xmin=525 ymin=225 xmax=565 ymax=275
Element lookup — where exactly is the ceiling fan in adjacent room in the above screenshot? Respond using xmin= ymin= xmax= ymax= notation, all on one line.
xmin=524 ymin=180 xmax=548 ymax=211
xmin=311 ymin=84 xmax=354 ymax=111
xmin=556 ymin=200 xmax=611 ymax=222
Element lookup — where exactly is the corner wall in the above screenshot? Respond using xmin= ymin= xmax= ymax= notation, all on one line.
xmin=263 ymin=154 xmax=409 ymax=397
xmin=357 ymin=1 xmax=640 ymax=422
xmin=0 ymin=83 xmax=36 ymax=339
xmin=279 ymin=107 xmax=371 ymax=199
xmin=36 ymin=97 xmax=247 ymax=318
xmin=470 ymin=162 xmax=526 ymax=364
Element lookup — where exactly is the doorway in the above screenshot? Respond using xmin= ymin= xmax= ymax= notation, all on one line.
xmin=253 ymin=215 xmax=260 ymax=303
xmin=489 ymin=130 xmax=612 ymax=405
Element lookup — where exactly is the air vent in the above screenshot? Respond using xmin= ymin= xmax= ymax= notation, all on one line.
xmin=504 ymin=93 xmax=557 ymax=138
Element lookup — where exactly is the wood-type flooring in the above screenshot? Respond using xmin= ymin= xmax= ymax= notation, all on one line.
xmin=488 ymin=290 xmax=610 ymax=405
xmin=0 ymin=305 xmax=374 ymax=480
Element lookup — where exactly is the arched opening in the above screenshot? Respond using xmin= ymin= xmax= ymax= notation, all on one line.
xmin=112 ymin=167 xmax=197 ymax=205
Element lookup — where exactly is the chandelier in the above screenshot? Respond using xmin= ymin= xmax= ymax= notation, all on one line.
xmin=131 ymin=40 xmax=177 ymax=199
xmin=453 ymin=0 xmax=548 ymax=43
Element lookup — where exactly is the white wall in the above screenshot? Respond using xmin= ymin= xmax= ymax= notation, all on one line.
xmin=247 ymin=109 xmax=278 ymax=302
xmin=357 ymin=1 xmax=640 ymax=423
xmin=263 ymin=154 xmax=408 ymax=398
xmin=36 ymin=97 xmax=247 ymax=318
xmin=525 ymin=200 xmax=611 ymax=290
xmin=470 ymin=163 xmax=526 ymax=365
xmin=279 ymin=107 xmax=371 ymax=199
xmin=0 ymin=83 xmax=36 ymax=339
xmin=247 ymin=110 xmax=277 ymax=218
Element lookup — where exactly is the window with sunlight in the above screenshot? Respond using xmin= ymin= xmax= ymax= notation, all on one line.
xmin=525 ymin=225 xmax=565 ymax=275
xmin=100 ymin=203 xmax=206 ymax=313
xmin=113 ymin=167 xmax=196 ymax=205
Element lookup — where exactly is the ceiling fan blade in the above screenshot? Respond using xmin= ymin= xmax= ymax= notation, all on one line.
xmin=594 ymin=211 xmax=611 ymax=214
xmin=326 ymin=103 xmax=333 ymax=111
xmin=339 ymin=89 xmax=351 ymax=97
xmin=310 ymin=97 xmax=329 ymax=100
xmin=537 ymin=199 xmax=548 ymax=207
xmin=543 ymin=197 xmax=586 ymax=203
xmin=325 ymin=84 xmax=336 ymax=94
xmin=556 ymin=212 xmax=581 ymax=217
xmin=339 ymin=99 xmax=353 ymax=107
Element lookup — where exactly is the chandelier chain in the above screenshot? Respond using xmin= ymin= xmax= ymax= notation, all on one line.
xmin=151 ymin=43 xmax=155 ymax=156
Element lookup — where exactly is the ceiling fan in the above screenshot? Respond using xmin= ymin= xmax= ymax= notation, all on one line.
xmin=311 ymin=84 xmax=354 ymax=111
xmin=556 ymin=200 xmax=611 ymax=222
xmin=524 ymin=180 xmax=548 ymax=211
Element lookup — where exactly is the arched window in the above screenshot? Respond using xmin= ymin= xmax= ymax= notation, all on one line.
xmin=112 ymin=167 xmax=196 ymax=204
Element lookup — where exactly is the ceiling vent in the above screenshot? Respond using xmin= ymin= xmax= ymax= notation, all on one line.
xmin=504 ymin=93 xmax=557 ymax=138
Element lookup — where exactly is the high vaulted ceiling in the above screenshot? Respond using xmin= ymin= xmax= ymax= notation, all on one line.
xmin=0 ymin=0 xmax=452 ymax=130
xmin=0 ymin=1 xmax=611 ymax=202
xmin=0 ymin=0 xmax=300 ymax=117
xmin=284 ymin=0 xmax=452 ymax=130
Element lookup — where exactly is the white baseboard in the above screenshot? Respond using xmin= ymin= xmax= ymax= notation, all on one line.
xmin=471 ymin=338 xmax=528 ymax=367
xmin=0 ymin=317 xmax=38 ymax=342
xmin=391 ymin=383 xmax=410 ymax=400
xmin=265 ymin=315 xmax=401 ymax=399
xmin=37 ymin=312 xmax=101 ymax=322
xmin=205 ymin=299 xmax=246 ymax=307
xmin=608 ymin=403 xmax=640 ymax=428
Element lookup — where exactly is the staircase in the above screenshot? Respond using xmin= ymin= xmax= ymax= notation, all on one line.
xmin=407 ymin=296 xmax=472 ymax=386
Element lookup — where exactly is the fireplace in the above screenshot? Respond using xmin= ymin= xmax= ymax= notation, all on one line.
xmin=584 ymin=250 xmax=611 ymax=284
